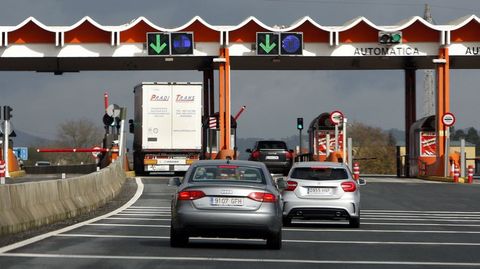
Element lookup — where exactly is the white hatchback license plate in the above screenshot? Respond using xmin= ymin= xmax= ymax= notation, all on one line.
xmin=308 ymin=187 xmax=333 ymax=195
xmin=210 ymin=197 xmax=244 ymax=207
xmin=265 ymin=155 xmax=279 ymax=160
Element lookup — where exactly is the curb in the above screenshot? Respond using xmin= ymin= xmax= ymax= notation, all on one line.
xmin=9 ymin=170 xmax=26 ymax=178
xmin=125 ymin=171 xmax=136 ymax=178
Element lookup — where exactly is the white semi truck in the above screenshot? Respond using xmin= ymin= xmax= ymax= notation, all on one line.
xmin=132 ymin=82 xmax=203 ymax=174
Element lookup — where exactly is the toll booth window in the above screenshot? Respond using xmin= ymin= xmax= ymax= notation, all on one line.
xmin=291 ymin=167 xmax=348 ymax=181
xmin=257 ymin=141 xmax=287 ymax=150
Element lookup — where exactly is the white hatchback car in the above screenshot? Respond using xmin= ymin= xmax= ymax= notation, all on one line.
xmin=281 ymin=162 xmax=365 ymax=228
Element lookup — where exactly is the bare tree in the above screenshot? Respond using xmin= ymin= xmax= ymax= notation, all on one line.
xmin=349 ymin=122 xmax=397 ymax=174
xmin=53 ymin=118 xmax=103 ymax=164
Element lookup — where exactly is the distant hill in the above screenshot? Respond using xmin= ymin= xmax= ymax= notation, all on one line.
xmin=7 ymin=129 xmax=52 ymax=147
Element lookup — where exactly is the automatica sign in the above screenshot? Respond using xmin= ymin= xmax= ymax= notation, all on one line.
xmin=331 ymin=44 xmax=432 ymax=57
xmin=353 ymin=46 xmax=420 ymax=56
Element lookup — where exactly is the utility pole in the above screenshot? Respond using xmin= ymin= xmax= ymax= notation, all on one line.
xmin=423 ymin=4 xmax=436 ymax=118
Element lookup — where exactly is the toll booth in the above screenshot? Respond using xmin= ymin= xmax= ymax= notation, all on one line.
xmin=409 ymin=115 xmax=436 ymax=177
xmin=308 ymin=112 xmax=344 ymax=162
xmin=204 ymin=113 xmax=237 ymax=159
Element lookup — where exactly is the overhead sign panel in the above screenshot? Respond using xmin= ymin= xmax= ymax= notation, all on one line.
xmin=257 ymin=32 xmax=303 ymax=55
xmin=280 ymin=33 xmax=303 ymax=55
xmin=171 ymin=32 xmax=194 ymax=55
xmin=147 ymin=33 xmax=170 ymax=56
xmin=257 ymin=32 xmax=279 ymax=55
xmin=147 ymin=32 xmax=194 ymax=56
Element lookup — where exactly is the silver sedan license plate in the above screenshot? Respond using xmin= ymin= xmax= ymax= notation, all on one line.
xmin=210 ymin=197 xmax=244 ymax=207
xmin=308 ymin=187 xmax=332 ymax=195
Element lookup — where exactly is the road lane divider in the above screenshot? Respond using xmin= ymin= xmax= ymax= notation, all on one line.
xmin=0 ymin=177 xmax=144 ymax=254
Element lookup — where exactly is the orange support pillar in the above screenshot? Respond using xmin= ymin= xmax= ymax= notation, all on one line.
xmin=434 ymin=47 xmax=450 ymax=177
xmin=216 ymin=47 xmax=234 ymax=159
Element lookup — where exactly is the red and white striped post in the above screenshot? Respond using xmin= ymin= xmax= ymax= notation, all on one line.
xmin=453 ymin=164 xmax=460 ymax=183
xmin=0 ymin=160 xmax=6 ymax=184
xmin=468 ymin=165 xmax=474 ymax=184
xmin=353 ymin=162 xmax=360 ymax=181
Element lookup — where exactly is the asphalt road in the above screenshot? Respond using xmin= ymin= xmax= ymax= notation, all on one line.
xmin=2 ymin=177 xmax=480 ymax=269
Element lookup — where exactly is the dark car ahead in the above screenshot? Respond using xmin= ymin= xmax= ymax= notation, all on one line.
xmin=246 ymin=140 xmax=294 ymax=175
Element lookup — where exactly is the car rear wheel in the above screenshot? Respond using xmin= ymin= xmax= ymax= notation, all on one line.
xmin=170 ymin=227 xmax=188 ymax=247
xmin=266 ymin=230 xmax=282 ymax=250
xmin=349 ymin=215 xmax=360 ymax=228
xmin=282 ymin=216 xmax=292 ymax=226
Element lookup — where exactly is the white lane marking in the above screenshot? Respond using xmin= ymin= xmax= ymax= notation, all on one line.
xmin=86 ymin=223 xmax=169 ymax=228
xmin=362 ymin=222 xmax=480 ymax=227
xmin=56 ymin=234 xmax=168 ymax=239
xmin=129 ymin=206 xmax=170 ymax=209
xmin=284 ymin=228 xmax=480 ymax=234
xmin=52 ymin=234 xmax=480 ymax=246
xmin=1 ymin=253 xmax=480 ymax=267
xmin=105 ymin=217 xmax=170 ymax=221
xmin=363 ymin=209 xmax=480 ymax=214
xmin=363 ymin=214 xmax=480 ymax=219
xmin=115 ymin=213 xmax=171 ymax=216
xmin=0 ymin=177 xmax=145 ymax=254
xmin=362 ymin=217 xmax=480 ymax=222
xmin=363 ymin=212 xmax=480 ymax=217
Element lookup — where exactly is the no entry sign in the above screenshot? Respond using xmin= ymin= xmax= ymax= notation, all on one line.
xmin=330 ymin=110 xmax=344 ymax=125
xmin=442 ymin=112 xmax=455 ymax=127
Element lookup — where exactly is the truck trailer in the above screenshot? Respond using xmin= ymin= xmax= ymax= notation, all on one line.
xmin=133 ymin=82 xmax=203 ymax=175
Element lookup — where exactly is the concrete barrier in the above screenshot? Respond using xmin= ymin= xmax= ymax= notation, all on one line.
xmin=0 ymin=161 xmax=126 ymax=235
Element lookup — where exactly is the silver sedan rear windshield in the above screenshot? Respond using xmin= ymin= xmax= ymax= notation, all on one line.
xmin=291 ymin=167 xmax=348 ymax=180
xmin=190 ymin=165 xmax=266 ymax=184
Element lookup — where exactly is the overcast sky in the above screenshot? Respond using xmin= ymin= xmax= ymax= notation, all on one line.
xmin=1 ymin=0 xmax=480 ymax=141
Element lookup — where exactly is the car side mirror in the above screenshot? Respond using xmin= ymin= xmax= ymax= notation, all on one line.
xmin=168 ymin=177 xmax=182 ymax=187
xmin=276 ymin=177 xmax=288 ymax=190
xmin=246 ymin=149 xmax=252 ymax=153
xmin=358 ymin=178 xmax=366 ymax=186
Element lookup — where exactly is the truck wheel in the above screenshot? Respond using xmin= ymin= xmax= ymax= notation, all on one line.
xmin=133 ymin=152 xmax=144 ymax=176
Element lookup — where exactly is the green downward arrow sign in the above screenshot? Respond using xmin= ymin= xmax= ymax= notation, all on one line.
xmin=260 ymin=34 xmax=276 ymax=53
xmin=149 ymin=34 xmax=167 ymax=54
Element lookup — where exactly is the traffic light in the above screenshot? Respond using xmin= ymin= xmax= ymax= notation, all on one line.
xmin=378 ymin=31 xmax=402 ymax=45
xmin=3 ymin=106 xmax=12 ymax=120
xmin=297 ymin=117 xmax=304 ymax=130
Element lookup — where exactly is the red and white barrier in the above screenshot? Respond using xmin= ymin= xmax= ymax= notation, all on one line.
xmin=453 ymin=165 xmax=460 ymax=183
xmin=353 ymin=162 xmax=360 ymax=181
xmin=0 ymin=160 xmax=5 ymax=184
xmin=468 ymin=165 xmax=474 ymax=184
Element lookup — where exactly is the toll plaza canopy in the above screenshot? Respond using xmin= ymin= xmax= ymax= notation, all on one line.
xmin=2 ymin=15 xmax=480 ymax=71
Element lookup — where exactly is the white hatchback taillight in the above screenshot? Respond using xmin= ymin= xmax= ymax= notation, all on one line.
xmin=286 ymin=180 xmax=298 ymax=191
xmin=341 ymin=181 xmax=357 ymax=192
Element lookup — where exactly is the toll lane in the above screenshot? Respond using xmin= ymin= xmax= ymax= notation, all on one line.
xmin=2 ymin=177 xmax=480 ymax=269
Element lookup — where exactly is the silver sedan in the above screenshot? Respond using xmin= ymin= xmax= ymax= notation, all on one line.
xmin=169 ymin=160 xmax=284 ymax=249
xmin=281 ymin=162 xmax=365 ymax=228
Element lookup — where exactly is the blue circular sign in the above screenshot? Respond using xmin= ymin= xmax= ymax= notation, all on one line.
xmin=172 ymin=34 xmax=192 ymax=54
xmin=282 ymin=34 xmax=301 ymax=54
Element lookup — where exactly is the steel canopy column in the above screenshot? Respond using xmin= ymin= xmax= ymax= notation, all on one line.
xmin=216 ymin=47 xmax=233 ymax=159
xmin=218 ymin=49 xmax=226 ymax=153
xmin=405 ymin=68 xmax=416 ymax=178
xmin=435 ymin=47 xmax=450 ymax=176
